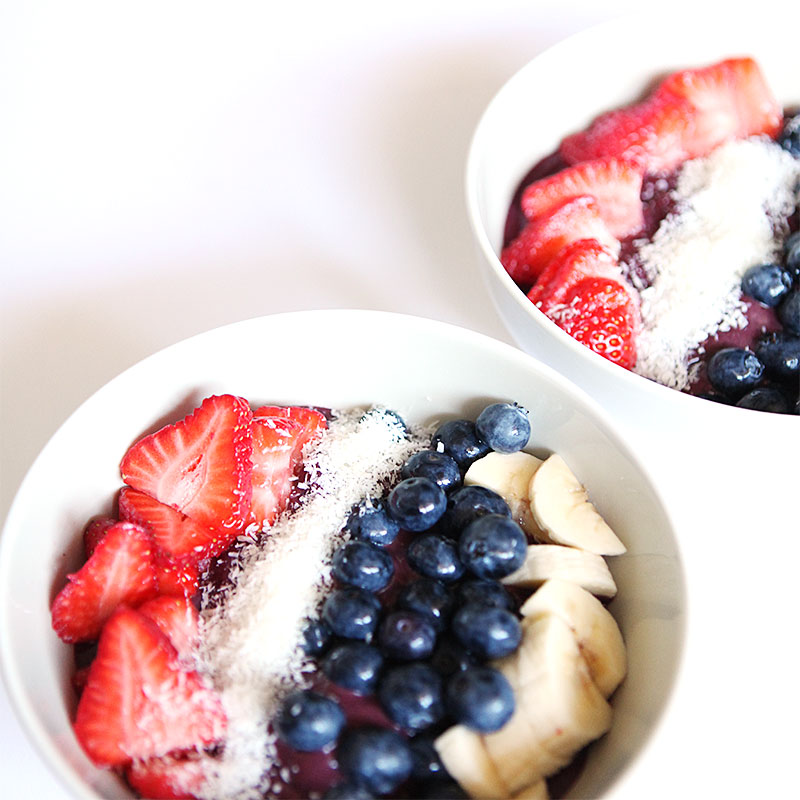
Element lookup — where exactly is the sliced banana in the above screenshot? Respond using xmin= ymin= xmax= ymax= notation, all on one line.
xmin=464 ymin=450 xmax=545 ymax=538
xmin=512 ymin=780 xmax=550 ymax=800
xmin=434 ymin=724 xmax=510 ymax=800
xmin=529 ymin=454 xmax=626 ymax=555
xmin=501 ymin=544 xmax=617 ymax=599
xmin=520 ymin=579 xmax=626 ymax=698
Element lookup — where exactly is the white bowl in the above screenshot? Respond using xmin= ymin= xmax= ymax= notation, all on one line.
xmin=0 ymin=310 xmax=683 ymax=799
xmin=466 ymin=12 xmax=799 ymax=434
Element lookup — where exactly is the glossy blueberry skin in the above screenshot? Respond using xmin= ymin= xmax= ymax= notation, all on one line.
xmin=785 ymin=230 xmax=800 ymax=281
xmin=275 ymin=689 xmax=345 ymax=752
xmin=475 ymin=402 xmax=531 ymax=453
xmin=322 ymin=588 xmax=382 ymax=641
xmin=741 ymin=262 xmax=793 ymax=307
xmin=337 ymin=727 xmax=414 ymax=795
xmin=396 ymin=578 xmax=453 ymax=632
xmin=706 ymin=347 xmax=764 ymax=398
xmin=451 ymin=603 xmax=522 ymax=659
xmin=345 ymin=498 xmax=400 ymax=547
xmin=443 ymin=485 xmax=511 ymax=535
xmin=300 ymin=618 xmax=332 ymax=657
xmin=431 ymin=419 xmax=491 ymax=469
xmin=388 ymin=477 xmax=447 ymax=532
xmin=408 ymin=735 xmax=447 ymax=781
xmin=778 ymin=289 xmax=800 ymax=335
xmin=444 ymin=666 xmax=515 ymax=733
xmin=323 ymin=783 xmax=374 ymax=800
xmin=456 ymin=578 xmax=515 ymax=611
xmin=407 ymin=533 xmax=465 ymax=583
xmin=402 ymin=450 xmax=462 ymax=493
xmin=332 ymin=541 xmax=394 ymax=592
xmin=430 ymin=636 xmax=474 ymax=676
xmin=755 ymin=331 xmax=800 ymax=381
xmin=378 ymin=610 xmax=438 ymax=661
xmin=735 ymin=386 xmax=792 ymax=413
xmin=778 ymin=113 xmax=800 ymax=158
xmin=322 ymin=642 xmax=384 ymax=695
xmin=378 ymin=663 xmax=444 ymax=732
xmin=459 ymin=514 xmax=528 ymax=580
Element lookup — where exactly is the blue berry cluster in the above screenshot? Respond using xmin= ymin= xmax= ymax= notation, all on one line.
xmin=702 ymin=232 xmax=800 ymax=414
xmin=275 ymin=402 xmax=533 ymax=798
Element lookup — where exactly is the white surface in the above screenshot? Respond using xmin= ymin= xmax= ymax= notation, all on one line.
xmin=0 ymin=1 xmax=793 ymax=799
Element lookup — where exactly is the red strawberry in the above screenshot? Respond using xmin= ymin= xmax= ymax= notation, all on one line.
xmin=501 ymin=196 xmax=619 ymax=286
xmin=535 ymin=275 xmax=641 ymax=369
xmin=119 ymin=487 xmax=237 ymax=561
xmin=520 ymin=157 xmax=644 ymax=238
xmin=126 ymin=755 xmax=208 ymax=800
xmin=138 ymin=596 xmax=200 ymax=661
xmin=253 ymin=405 xmax=327 ymax=454
xmin=120 ymin=395 xmax=254 ymax=531
xmin=154 ymin=552 xmax=201 ymax=598
xmin=73 ymin=606 xmax=226 ymax=767
xmin=51 ymin=522 xmax=158 ymax=643
xmin=83 ymin=516 xmax=116 ymax=559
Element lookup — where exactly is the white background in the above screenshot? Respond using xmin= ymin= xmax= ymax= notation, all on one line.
xmin=1 ymin=1 xmax=797 ymax=798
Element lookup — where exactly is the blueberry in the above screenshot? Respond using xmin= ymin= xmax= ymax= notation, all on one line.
xmin=735 ymin=386 xmax=792 ymax=413
xmin=430 ymin=636 xmax=474 ymax=676
xmin=378 ymin=610 xmax=437 ymax=660
xmin=300 ymin=618 xmax=332 ymax=656
xmin=322 ymin=588 xmax=382 ymax=641
xmin=322 ymin=642 xmax=384 ymax=695
xmin=323 ymin=783 xmax=374 ymax=800
xmin=741 ymin=262 xmax=793 ymax=307
xmin=361 ymin=408 xmax=408 ymax=440
xmin=778 ymin=289 xmax=800 ymax=335
xmin=706 ymin=347 xmax=764 ymax=398
xmin=459 ymin=514 xmax=527 ymax=580
xmin=396 ymin=578 xmax=453 ymax=632
xmin=408 ymin=734 xmax=448 ymax=781
xmin=388 ymin=477 xmax=448 ymax=532
xmin=475 ymin=402 xmax=531 ymax=453
xmin=443 ymin=485 xmax=511 ymax=535
xmin=378 ymin=663 xmax=444 ymax=731
xmin=332 ymin=541 xmax=394 ymax=592
xmin=431 ymin=419 xmax=491 ymax=469
xmin=275 ymin=689 xmax=345 ymax=752
xmin=407 ymin=533 xmax=465 ymax=583
xmin=451 ymin=603 xmax=522 ymax=660
xmin=754 ymin=331 xmax=800 ymax=381
xmin=337 ymin=727 xmax=413 ymax=795
xmin=345 ymin=497 xmax=400 ymax=547
xmin=778 ymin=112 xmax=800 ymax=158
xmin=444 ymin=666 xmax=515 ymax=732
xmin=402 ymin=451 xmax=462 ymax=493
xmin=785 ymin=230 xmax=800 ymax=282
xmin=456 ymin=579 xmax=515 ymax=611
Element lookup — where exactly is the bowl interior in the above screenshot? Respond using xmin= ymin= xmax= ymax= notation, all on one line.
xmin=0 ymin=310 xmax=685 ymax=798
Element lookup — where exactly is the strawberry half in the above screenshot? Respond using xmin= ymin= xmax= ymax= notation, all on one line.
xmin=138 ymin=595 xmax=200 ymax=662
xmin=120 ymin=395 xmax=254 ymax=531
xmin=83 ymin=516 xmax=116 ymax=559
xmin=51 ymin=522 xmax=158 ymax=643
xmin=520 ymin=157 xmax=644 ymax=238
xmin=73 ymin=606 xmax=226 ymax=767
xmin=126 ymin=754 xmax=208 ymax=800
xmin=501 ymin=196 xmax=620 ymax=286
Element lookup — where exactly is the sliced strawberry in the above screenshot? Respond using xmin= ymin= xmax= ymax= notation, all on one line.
xmin=541 ymin=276 xmax=641 ymax=369
xmin=120 ymin=395 xmax=254 ymax=531
xmin=83 ymin=516 xmax=116 ymax=559
xmin=138 ymin=595 xmax=200 ymax=661
xmin=520 ymin=157 xmax=644 ymax=238
xmin=73 ymin=606 xmax=226 ymax=767
xmin=119 ymin=487 xmax=237 ymax=561
xmin=501 ymin=196 xmax=620 ymax=286
xmin=51 ymin=522 xmax=158 ymax=643
xmin=154 ymin=552 xmax=201 ymax=598
xmin=527 ymin=239 xmax=622 ymax=310
xmin=253 ymin=405 xmax=328 ymax=455
xmin=126 ymin=754 xmax=208 ymax=800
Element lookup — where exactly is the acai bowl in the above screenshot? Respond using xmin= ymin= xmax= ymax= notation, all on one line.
xmin=0 ymin=310 xmax=683 ymax=800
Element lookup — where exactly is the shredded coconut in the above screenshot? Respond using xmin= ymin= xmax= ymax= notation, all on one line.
xmin=632 ymin=138 xmax=800 ymax=390
xmin=194 ymin=408 xmax=429 ymax=800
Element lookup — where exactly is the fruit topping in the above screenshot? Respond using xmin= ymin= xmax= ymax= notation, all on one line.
xmin=444 ymin=665 xmax=515 ymax=733
xmin=125 ymin=755 xmax=208 ymax=800
xmin=458 ymin=514 xmax=528 ymax=580
xmin=778 ymin=112 xmax=800 ymax=157
xmin=322 ymin=641 xmax=384 ymax=695
xmin=344 ymin=496 xmax=401 ymax=546
xmin=741 ymin=262 xmax=794 ymax=307
xmin=377 ymin=662 xmax=444 ymax=732
xmin=331 ymin=540 xmax=394 ymax=591
xmin=387 ymin=476 xmax=448 ymax=532
xmin=706 ymin=347 xmax=765 ymax=398
xmin=378 ymin=610 xmax=438 ymax=661
xmin=137 ymin=595 xmax=200 ymax=662
xmin=275 ymin=689 xmax=346 ymax=752
xmin=475 ymin=402 xmax=531 ymax=454
xmin=337 ymin=727 xmax=414 ymax=795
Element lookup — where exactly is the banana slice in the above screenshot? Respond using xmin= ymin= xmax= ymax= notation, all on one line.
xmin=501 ymin=544 xmax=617 ymax=599
xmin=464 ymin=450 xmax=545 ymax=538
xmin=434 ymin=724 xmax=510 ymax=800
xmin=512 ymin=780 xmax=550 ymax=800
xmin=520 ymin=579 xmax=627 ymax=698
xmin=529 ymin=454 xmax=626 ymax=555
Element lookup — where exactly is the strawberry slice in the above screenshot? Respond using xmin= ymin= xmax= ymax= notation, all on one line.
xmin=73 ymin=606 xmax=226 ymax=767
xmin=51 ymin=522 xmax=158 ymax=643
xmin=119 ymin=487 xmax=237 ymax=561
xmin=520 ymin=157 xmax=644 ymax=238
xmin=120 ymin=395 xmax=254 ymax=531
xmin=153 ymin=552 xmax=201 ymax=598
xmin=253 ymin=405 xmax=328 ymax=454
xmin=83 ymin=516 xmax=116 ymax=559
xmin=126 ymin=755 xmax=208 ymax=800
xmin=138 ymin=595 xmax=200 ymax=661
xmin=501 ymin=196 xmax=620 ymax=286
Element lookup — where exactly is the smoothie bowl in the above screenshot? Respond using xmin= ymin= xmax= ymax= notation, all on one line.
xmin=0 ymin=310 xmax=683 ymax=799
xmin=466 ymin=15 xmax=800 ymax=427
